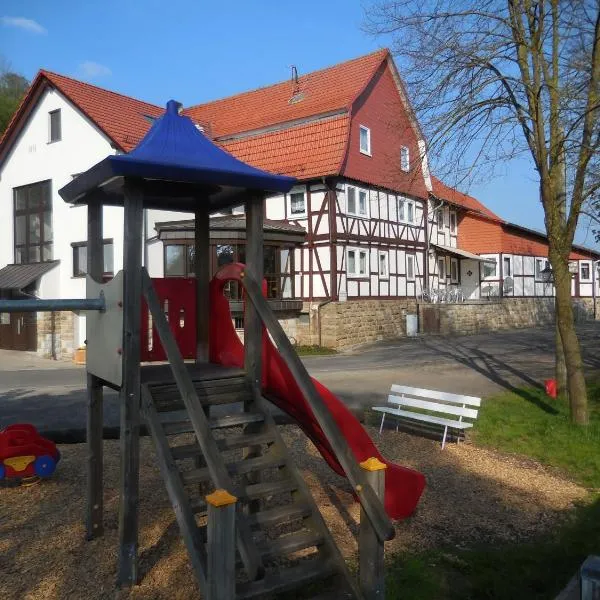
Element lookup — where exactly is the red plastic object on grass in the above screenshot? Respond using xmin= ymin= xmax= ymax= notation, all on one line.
xmin=209 ymin=263 xmax=426 ymax=520
xmin=545 ymin=379 xmax=558 ymax=399
xmin=0 ymin=424 xmax=60 ymax=481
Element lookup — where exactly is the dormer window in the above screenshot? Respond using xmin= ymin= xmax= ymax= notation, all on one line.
xmin=359 ymin=125 xmax=371 ymax=155
xmin=400 ymin=146 xmax=410 ymax=171
xmin=49 ymin=109 xmax=61 ymax=143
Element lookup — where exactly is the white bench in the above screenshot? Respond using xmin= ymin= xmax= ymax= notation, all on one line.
xmin=372 ymin=385 xmax=481 ymax=449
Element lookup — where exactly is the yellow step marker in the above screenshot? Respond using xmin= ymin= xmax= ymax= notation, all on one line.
xmin=206 ymin=489 xmax=237 ymax=507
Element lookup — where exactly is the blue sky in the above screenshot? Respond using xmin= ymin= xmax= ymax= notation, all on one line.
xmin=1 ymin=0 xmax=597 ymax=249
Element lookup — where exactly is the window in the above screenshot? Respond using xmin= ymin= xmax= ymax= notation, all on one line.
xmin=482 ymin=259 xmax=497 ymax=279
xmin=535 ymin=258 xmax=549 ymax=280
xmin=346 ymin=185 xmax=368 ymax=217
xmin=449 ymin=211 xmax=457 ymax=234
xmin=580 ymin=262 xmax=591 ymax=282
xmin=503 ymin=256 xmax=512 ymax=277
xmin=72 ymin=240 xmax=114 ymax=277
xmin=13 ymin=180 xmax=52 ymax=264
xmin=400 ymin=146 xmax=410 ymax=171
xmin=436 ymin=209 xmax=444 ymax=229
xmin=359 ymin=125 xmax=371 ymax=155
xmin=378 ymin=252 xmax=388 ymax=278
xmin=438 ymin=257 xmax=446 ymax=280
xmin=347 ymin=247 xmax=368 ymax=277
xmin=398 ymin=197 xmax=414 ymax=223
xmin=450 ymin=258 xmax=459 ymax=282
xmin=164 ymin=244 xmax=195 ymax=277
xmin=406 ymin=254 xmax=415 ymax=281
xmin=49 ymin=109 xmax=61 ymax=143
xmin=289 ymin=191 xmax=306 ymax=217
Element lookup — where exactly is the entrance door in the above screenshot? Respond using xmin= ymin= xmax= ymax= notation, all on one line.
xmin=460 ymin=259 xmax=480 ymax=300
xmin=0 ymin=312 xmax=37 ymax=351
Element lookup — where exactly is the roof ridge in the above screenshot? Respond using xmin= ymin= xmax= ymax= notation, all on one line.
xmin=187 ymin=48 xmax=389 ymax=111
xmin=40 ymin=69 xmax=162 ymax=110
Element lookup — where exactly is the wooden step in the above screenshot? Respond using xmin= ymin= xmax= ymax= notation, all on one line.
xmin=160 ymin=411 xmax=265 ymax=435
xmin=244 ymin=478 xmax=299 ymax=500
xmin=170 ymin=431 xmax=276 ymax=460
xmin=181 ymin=455 xmax=287 ymax=485
xmin=259 ymin=530 xmax=324 ymax=561
xmin=236 ymin=558 xmax=336 ymax=599
xmin=247 ymin=503 xmax=313 ymax=529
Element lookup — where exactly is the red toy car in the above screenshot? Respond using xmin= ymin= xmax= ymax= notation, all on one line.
xmin=0 ymin=424 xmax=60 ymax=481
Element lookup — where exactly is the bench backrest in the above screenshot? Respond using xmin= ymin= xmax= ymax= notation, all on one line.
xmin=388 ymin=384 xmax=480 ymax=421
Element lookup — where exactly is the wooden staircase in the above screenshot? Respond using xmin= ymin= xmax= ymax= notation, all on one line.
xmin=142 ymin=371 xmax=359 ymax=599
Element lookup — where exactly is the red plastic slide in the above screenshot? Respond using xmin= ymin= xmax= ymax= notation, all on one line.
xmin=209 ymin=264 xmax=425 ymax=520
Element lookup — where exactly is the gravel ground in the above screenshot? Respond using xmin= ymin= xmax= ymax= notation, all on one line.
xmin=0 ymin=426 xmax=589 ymax=600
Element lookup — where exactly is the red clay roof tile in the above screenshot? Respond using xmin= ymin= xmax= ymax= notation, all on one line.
xmin=431 ymin=176 xmax=502 ymax=221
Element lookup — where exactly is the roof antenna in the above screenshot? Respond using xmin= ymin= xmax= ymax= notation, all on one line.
xmin=289 ymin=65 xmax=304 ymax=103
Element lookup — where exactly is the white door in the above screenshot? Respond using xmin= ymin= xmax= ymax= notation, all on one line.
xmin=461 ymin=259 xmax=480 ymax=300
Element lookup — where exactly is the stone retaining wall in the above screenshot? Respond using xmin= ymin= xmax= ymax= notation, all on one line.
xmin=418 ymin=297 xmax=599 ymax=336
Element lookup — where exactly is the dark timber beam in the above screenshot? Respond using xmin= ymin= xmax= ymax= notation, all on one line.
xmin=244 ymin=194 xmax=264 ymax=396
xmin=86 ymin=200 xmax=104 ymax=540
xmin=117 ymin=180 xmax=144 ymax=587
xmin=195 ymin=208 xmax=210 ymax=363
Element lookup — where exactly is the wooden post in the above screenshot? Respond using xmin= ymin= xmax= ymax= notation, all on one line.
xmin=206 ymin=489 xmax=237 ymax=600
xmin=117 ymin=180 xmax=144 ymax=587
xmin=244 ymin=194 xmax=264 ymax=395
xmin=86 ymin=200 xmax=104 ymax=540
xmin=195 ymin=208 xmax=210 ymax=363
xmin=359 ymin=457 xmax=387 ymax=599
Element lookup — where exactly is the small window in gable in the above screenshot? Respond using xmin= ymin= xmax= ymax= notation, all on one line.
xmin=49 ymin=109 xmax=61 ymax=143
xmin=449 ymin=211 xmax=457 ymax=234
xmin=378 ymin=252 xmax=388 ymax=278
xmin=400 ymin=146 xmax=410 ymax=171
xmin=289 ymin=191 xmax=306 ymax=217
xmin=359 ymin=125 xmax=371 ymax=155
xmin=406 ymin=254 xmax=415 ymax=280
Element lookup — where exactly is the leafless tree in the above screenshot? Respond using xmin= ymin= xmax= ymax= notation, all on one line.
xmin=366 ymin=0 xmax=600 ymax=424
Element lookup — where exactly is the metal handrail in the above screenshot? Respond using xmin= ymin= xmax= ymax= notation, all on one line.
xmin=239 ymin=270 xmax=395 ymax=543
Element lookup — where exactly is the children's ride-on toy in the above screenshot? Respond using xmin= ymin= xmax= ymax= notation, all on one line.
xmin=0 ymin=424 xmax=60 ymax=481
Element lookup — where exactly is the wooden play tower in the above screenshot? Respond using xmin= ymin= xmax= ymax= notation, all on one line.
xmin=58 ymin=100 xmax=398 ymax=599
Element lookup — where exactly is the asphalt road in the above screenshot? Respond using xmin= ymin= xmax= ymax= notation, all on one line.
xmin=1 ymin=323 xmax=598 ymax=436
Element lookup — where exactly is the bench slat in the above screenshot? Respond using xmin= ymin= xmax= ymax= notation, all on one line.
xmin=390 ymin=384 xmax=481 ymax=407
xmin=387 ymin=395 xmax=479 ymax=419
xmin=372 ymin=407 xmax=473 ymax=429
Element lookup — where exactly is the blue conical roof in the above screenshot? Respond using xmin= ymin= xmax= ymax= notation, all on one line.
xmin=59 ymin=100 xmax=296 ymax=207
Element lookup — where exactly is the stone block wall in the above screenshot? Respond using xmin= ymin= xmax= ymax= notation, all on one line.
xmin=36 ymin=311 xmax=76 ymax=360
xmin=293 ymin=299 xmax=418 ymax=349
xmin=418 ymin=297 xmax=599 ymax=336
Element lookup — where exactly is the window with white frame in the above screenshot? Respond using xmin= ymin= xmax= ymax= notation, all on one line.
xmin=347 ymin=247 xmax=368 ymax=278
xmin=289 ymin=190 xmax=306 ymax=217
xmin=482 ymin=259 xmax=498 ymax=279
xmin=450 ymin=258 xmax=459 ymax=282
xmin=436 ymin=209 xmax=444 ymax=229
xmin=580 ymin=261 xmax=591 ymax=282
xmin=406 ymin=254 xmax=415 ymax=280
xmin=438 ymin=257 xmax=446 ymax=280
xmin=398 ymin=197 xmax=414 ymax=224
xmin=503 ymin=256 xmax=512 ymax=277
xmin=535 ymin=258 xmax=549 ymax=280
xmin=400 ymin=146 xmax=410 ymax=171
xmin=378 ymin=251 xmax=388 ymax=278
xmin=359 ymin=125 xmax=371 ymax=155
xmin=449 ymin=211 xmax=457 ymax=234
xmin=346 ymin=185 xmax=369 ymax=217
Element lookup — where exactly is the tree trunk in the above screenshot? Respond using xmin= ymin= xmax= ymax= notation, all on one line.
xmin=554 ymin=318 xmax=567 ymax=397
xmin=553 ymin=261 xmax=588 ymax=424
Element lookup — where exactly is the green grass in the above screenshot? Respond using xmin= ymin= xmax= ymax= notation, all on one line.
xmin=294 ymin=344 xmax=337 ymax=356
xmin=384 ymin=381 xmax=600 ymax=599
xmin=472 ymin=381 xmax=600 ymax=488
xmin=386 ymin=496 xmax=600 ymax=600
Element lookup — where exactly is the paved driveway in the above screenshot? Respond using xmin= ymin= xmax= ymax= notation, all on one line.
xmin=1 ymin=323 xmax=598 ymax=436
